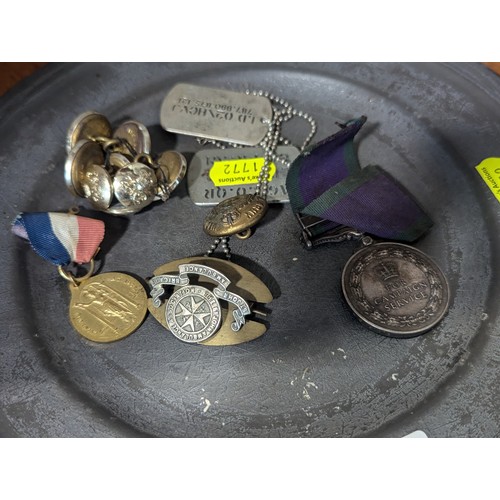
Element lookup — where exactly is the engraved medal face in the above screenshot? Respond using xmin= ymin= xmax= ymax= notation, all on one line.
xmin=113 ymin=162 xmax=157 ymax=211
xmin=160 ymin=83 xmax=273 ymax=146
xmin=187 ymin=146 xmax=299 ymax=206
xmin=203 ymin=194 xmax=268 ymax=237
xmin=64 ymin=140 xmax=106 ymax=197
xmin=66 ymin=111 xmax=112 ymax=153
xmin=342 ymin=242 xmax=449 ymax=337
xmin=81 ymin=164 xmax=113 ymax=210
xmin=166 ymin=285 xmax=222 ymax=343
xmin=148 ymin=257 xmax=273 ymax=346
xmin=69 ymin=272 xmax=148 ymax=343
xmin=113 ymin=120 xmax=151 ymax=155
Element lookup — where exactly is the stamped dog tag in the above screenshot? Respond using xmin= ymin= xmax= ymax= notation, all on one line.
xmin=187 ymin=146 xmax=299 ymax=205
xmin=160 ymin=83 xmax=273 ymax=146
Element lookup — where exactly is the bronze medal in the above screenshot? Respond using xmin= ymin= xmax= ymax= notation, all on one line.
xmin=69 ymin=272 xmax=148 ymax=343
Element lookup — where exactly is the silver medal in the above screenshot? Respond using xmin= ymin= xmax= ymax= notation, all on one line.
xmin=160 ymin=83 xmax=273 ymax=146
xmin=342 ymin=242 xmax=449 ymax=337
xmin=187 ymin=146 xmax=299 ymax=206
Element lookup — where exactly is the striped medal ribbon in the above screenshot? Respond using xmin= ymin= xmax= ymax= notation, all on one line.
xmin=12 ymin=212 xmax=147 ymax=343
xmin=286 ymin=116 xmax=433 ymax=246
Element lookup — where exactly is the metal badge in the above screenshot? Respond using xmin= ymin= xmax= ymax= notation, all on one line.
xmin=160 ymin=83 xmax=273 ymax=146
xmin=64 ymin=140 xmax=105 ymax=197
xmin=187 ymin=146 xmax=299 ymax=206
xmin=113 ymin=120 xmax=151 ymax=155
xmin=66 ymin=111 xmax=112 ymax=154
xmin=342 ymin=242 xmax=449 ymax=338
xmin=203 ymin=194 xmax=268 ymax=237
xmin=69 ymin=272 xmax=148 ymax=343
xmin=148 ymin=256 xmax=273 ymax=345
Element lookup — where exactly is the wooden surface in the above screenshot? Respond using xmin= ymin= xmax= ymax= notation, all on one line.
xmin=0 ymin=63 xmax=47 ymax=96
xmin=1 ymin=62 xmax=500 ymax=97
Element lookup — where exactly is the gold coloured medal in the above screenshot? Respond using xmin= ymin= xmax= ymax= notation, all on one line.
xmin=67 ymin=272 xmax=148 ymax=343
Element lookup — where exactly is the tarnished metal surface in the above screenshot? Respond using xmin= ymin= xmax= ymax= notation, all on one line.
xmin=1 ymin=63 xmax=500 ymax=437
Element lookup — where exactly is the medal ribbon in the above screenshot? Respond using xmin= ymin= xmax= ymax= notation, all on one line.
xmin=12 ymin=212 xmax=105 ymax=266
xmin=285 ymin=116 xmax=433 ymax=242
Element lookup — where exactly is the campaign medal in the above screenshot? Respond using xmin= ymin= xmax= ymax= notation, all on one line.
xmin=67 ymin=271 xmax=148 ymax=343
xmin=286 ymin=116 xmax=450 ymax=337
xmin=12 ymin=212 xmax=147 ymax=343
xmin=341 ymin=241 xmax=449 ymax=337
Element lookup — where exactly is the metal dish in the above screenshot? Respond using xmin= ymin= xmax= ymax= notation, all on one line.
xmin=1 ymin=63 xmax=499 ymax=437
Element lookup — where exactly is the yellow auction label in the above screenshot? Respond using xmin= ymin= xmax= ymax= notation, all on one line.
xmin=476 ymin=158 xmax=500 ymax=203
xmin=209 ymin=158 xmax=276 ymax=186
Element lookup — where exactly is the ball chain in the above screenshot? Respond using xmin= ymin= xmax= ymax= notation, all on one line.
xmin=203 ymin=89 xmax=317 ymax=259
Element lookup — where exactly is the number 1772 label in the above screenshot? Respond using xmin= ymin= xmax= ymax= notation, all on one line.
xmin=187 ymin=146 xmax=300 ymax=206
xmin=209 ymin=158 xmax=276 ymax=186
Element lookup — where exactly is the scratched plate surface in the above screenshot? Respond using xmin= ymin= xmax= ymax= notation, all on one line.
xmin=1 ymin=63 xmax=500 ymax=437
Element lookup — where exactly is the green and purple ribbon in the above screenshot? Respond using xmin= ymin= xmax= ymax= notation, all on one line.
xmin=286 ymin=116 xmax=433 ymax=242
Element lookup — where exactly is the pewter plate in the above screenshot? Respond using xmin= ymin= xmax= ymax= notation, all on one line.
xmin=2 ymin=63 xmax=500 ymax=437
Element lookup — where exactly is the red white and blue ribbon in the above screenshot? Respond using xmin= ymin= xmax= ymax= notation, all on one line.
xmin=12 ymin=212 xmax=105 ymax=266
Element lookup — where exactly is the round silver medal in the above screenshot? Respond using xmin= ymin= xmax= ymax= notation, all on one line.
xmin=165 ymin=285 xmax=222 ymax=343
xmin=342 ymin=242 xmax=449 ymax=337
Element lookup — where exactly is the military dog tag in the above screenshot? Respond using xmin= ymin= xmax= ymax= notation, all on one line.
xmin=160 ymin=83 xmax=273 ymax=146
xmin=187 ymin=146 xmax=299 ymax=205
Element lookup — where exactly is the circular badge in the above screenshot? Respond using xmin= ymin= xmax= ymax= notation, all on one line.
xmin=203 ymin=194 xmax=268 ymax=237
xmin=165 ymin=285 xmax=222 ymax=343
xmin=342 ymin=242 xmax=449 ymax=337
xmin=69 ymin=272 xmax=148 ymax=343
